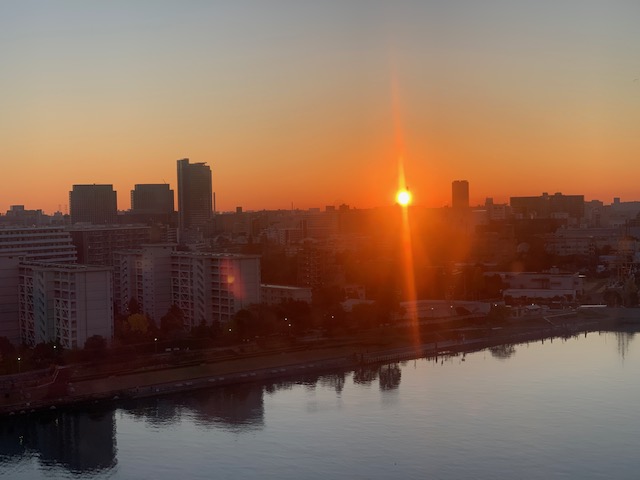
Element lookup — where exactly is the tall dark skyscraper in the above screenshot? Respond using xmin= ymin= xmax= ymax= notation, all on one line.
xmin=177 ymin=158 xmax=212 ymax=239
xmin=452 ymin=180 xmax=470 ymax=209
xmin=69 ymin=184 xmax=118 ymax=224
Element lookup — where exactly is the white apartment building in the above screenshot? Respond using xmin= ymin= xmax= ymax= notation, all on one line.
xmin=113 ymin=247 xmax=261 ymax=328
xmin=0 ymin=255 xmax=21 ymax=344
xmin=113 ymin=244 xmax=174 ymax=322
xmin=0 ymin=226 xmax=77 ymax=263
xmin=19 ymin=262 xmax=113 ymax=348
xmin=171 ymin=252 xmax=261 ymax=328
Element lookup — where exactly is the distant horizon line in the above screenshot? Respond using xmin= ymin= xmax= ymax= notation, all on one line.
xmin=4 ymin=195 xmax=640 ymax=218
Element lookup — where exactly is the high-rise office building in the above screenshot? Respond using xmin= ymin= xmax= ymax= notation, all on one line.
xmin=177 ymin=159 xmax=212 ymax=239
xmin=131 ymin=184 xmax=174 ymax=215
xmin=452 ymin=180 xmax=470 ymax=209
xmin=69 ymin=184 xmax=118 ymax=224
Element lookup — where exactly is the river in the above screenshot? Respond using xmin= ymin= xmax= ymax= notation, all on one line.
xmin=1 ymin=329 xmax=639 ymax=479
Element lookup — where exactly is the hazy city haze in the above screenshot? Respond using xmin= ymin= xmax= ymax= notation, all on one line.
xmin=2 ymin=1 xmax=639 ymax=213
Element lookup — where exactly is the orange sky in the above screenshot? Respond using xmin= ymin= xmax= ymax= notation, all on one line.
xmin=2 ymin=2 xmax=640 ymax=214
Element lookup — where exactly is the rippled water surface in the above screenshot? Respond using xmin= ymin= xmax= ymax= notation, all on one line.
xmin=2 ymin=330 xmax=640 ymax=479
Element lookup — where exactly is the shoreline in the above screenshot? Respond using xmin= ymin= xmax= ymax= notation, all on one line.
xmin=0 ymin=311 xmax=634 ymax=417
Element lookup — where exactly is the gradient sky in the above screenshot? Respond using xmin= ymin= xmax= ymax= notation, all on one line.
xmin=2 ymin=1 xmax=640 ymax=214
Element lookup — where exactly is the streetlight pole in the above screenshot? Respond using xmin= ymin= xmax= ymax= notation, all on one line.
xmin=17 ymin=356 xmax=21 ymax=374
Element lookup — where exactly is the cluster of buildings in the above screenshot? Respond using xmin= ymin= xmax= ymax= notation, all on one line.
xmin=0 ymin=159 xmax=271 ymax=349
xmin=3 ymin=166 xmax=640 ymax=349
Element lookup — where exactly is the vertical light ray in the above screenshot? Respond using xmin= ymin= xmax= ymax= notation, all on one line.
xmin=390 ymin=71 xmax=421 ymax=349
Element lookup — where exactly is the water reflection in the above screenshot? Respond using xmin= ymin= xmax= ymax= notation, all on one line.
xmin=121 ymin=384 xmax=265 ymax=431
xmin=0 ymin=409 xmax=116 ymax=475
xmin=317 ymin=372 xmax=347 ymax=394
xmin=615 ymin=330 xmax=635 ymax=360
xmin=353 ymin=365 xmax=379 ymax=386
xmin=14 ymin=326 xmax=640 ymax=478
xmin=379 ymin=363 xmax=402 ymax=391
xmin=264 ymin=363 xmax=402 ymax=395
xmin=489 ymin=344 xmax=517 ymax=360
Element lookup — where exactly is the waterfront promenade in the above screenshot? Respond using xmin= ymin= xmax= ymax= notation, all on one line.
xmin=0 ymin=310 xmax=627 ymax=416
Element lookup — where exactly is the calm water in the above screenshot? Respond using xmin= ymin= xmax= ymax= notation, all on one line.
xmin=1 ymin=330 xmax=640 ymax=479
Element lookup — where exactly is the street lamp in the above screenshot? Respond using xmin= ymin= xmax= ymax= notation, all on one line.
xmin=154 ymin=337 xmax=158 ymax=353
xmin=17 ymin=356 xmax=21 ymax=373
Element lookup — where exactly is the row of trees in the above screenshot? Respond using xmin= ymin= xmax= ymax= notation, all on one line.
xmin=115 ymin=299 xmax=188 ymax=345
xmin=1 ymin=285 xmax=415 ymax=374
xmin=113 ymin=290 xmax=406 ymax=348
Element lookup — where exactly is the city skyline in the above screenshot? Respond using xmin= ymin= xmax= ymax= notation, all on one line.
xmin=2 ymin=2 xmax=640 ymax=214
xmin=3 ymin=175 xmax=640 ymax=216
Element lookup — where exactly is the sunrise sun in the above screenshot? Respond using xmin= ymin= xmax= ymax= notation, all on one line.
xmin=396 ymin=189 xmax=412 ymax=206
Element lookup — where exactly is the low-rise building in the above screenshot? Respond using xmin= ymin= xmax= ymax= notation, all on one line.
xmin=261 ymin=284 xmax=312 ymax=305
xmin=489 ymin=270 xmax=584 ymax=305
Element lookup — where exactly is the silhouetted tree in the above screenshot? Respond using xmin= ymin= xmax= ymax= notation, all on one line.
xmin=128 ymin=297 xmax=141 ymax=315
xmin=322 ymin=306 xmax=346 ymax=336
xmin=191 ymin=320 xmax=215 ymax=341
xmin=487 ymin=304 xmax=510 ymax=324
xmin=484 ymin=274 xmax=507 ymax=299
xmin=280 ymin=300 xmax=312 ymax=333
xmin=350 ymin=303 xmax=378 ymax=330
xmin=128 ymin=313 xmax=151 ymax=335
xmin=0 ymin=336 xmax=15 ymax=360
xmin=84 ymin=335 xmax=108 ymax=361
xmin=32 ymin=342 xmax=57 ymax=367
xmin=84 ymin=335 xmax=107 ymax=351
xmin=623 ymin=276 xmax=638 ymax=307
xmin=603 ymin=289 xmax=623 ymax=307
xmin=160 ymin=305 xmax=185 ymax=337
xmin=233 ymin=308 xmax=255 ymax=341
xmin=313 ymin=285 xmax=345 ymax=311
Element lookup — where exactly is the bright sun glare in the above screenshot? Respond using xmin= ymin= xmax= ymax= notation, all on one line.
xmin=396 ymin=189 xmax=412 ymax=206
